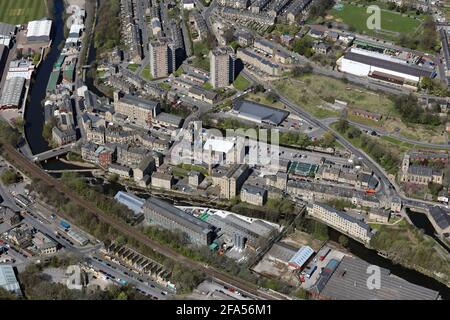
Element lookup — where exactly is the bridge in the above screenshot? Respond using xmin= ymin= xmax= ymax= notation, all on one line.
xmin=32 ymin=143 xmax=76 ymax=163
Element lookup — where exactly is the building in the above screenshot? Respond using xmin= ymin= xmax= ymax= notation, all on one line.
xmin=232 ymin=99 xmax=290 ymax=126
xmin=52 ymin=127 xmax=76 ymax=146
xmin=237 ymin=48 xmax=281 ymax=76
xmin=266 ymin=242 xmax=297 ymax=264
xmin=0 ymin=265 xmax=22 ymax=296
xmin=187 ymin=86 xmax=217 ymax=104
xmin=308 ymin=203 xmax=373 ymax=243
xmin=240 ymin=184 xmax=267 ymax=206
xmin=351 ymin=108 xmax=382 ymax=122
xmin=143 ymin=197 xmax=216 ymax=246
xmin=114 ymin=92 xmax=161 ymax=129
xmin=151 ymin=172 xmax=174 ymax=190
xmin=149 ymin=38 xmax=170 ymax=78
xmin=210 ymin=47 xmax=235 ymax=88
xmin=212 ymin=164 xmax=250 ymax=199
xmin=265 ymin=172 xmax=288 ymax=190
xmin=401 ymin=154 xmax=443 ymax=185
xmin=429 ymin=206 xmax=450 ymax=234
xmin=313 ymin=42 xmax=330 ymax=55
xmin=0 ymin=23 xmax=16 ymax=47
xmin=0 ymin=77 xmax=25 ymax=109
xmin=33 ymin=232 xmax=58 ymax=255
xmin=368 ymin=209 xmax=391 ymax=223
xmin=183 ymin=0 xmax=196 ymax=10
xmin=27 ymin=19 xmax=52 ymax=42
xmin=6 ymin=59 xmax=35 ymax=80
xmin=188 ymin=171 xmax=204 ymax=187
xmin=108 ymin=163 xmax=132 ymax=178
xmin=339 ymin=48 xmax=433 ymax=86
xmin=153 ymin=112 xmax=183 ymax=130
xmin=318 ymin=256 xmax=440 ymax=300
xmin=114 ymin=191 xmax=145 ymax=216
xmin=133 ymin=156 xmax=155 ymax=184
xmin=288 ymin=245 xmax=315 ymax=269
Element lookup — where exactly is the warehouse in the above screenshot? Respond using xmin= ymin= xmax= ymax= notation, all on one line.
xmin=143 ymin=197 xmax=216 ymax=246
xmin=0 ymin=45 xmax=7 ymax=79
xmin=27 ymin=20 xmax=53 ymax=43
xmin=288 ymin=245 xmax=315 ymax=269
xmin=0 ymin=22 xmax=16 ymax=47
xmin=114 ymin=191 xmax=145 ymax=215
xmin=0 ymin=265 xmax=22 ymax=296
xmin=339 ymin=48 xmax=433 ymax=85
xmin=0 ymin=77 xmax=26 ymax=110
xmin=232 ymin=99 xmax=289 ymax=126
xmin=319 ymin=256 xmax=440 ymax=300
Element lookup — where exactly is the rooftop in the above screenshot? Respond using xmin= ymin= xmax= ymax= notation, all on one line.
xmin=320 ymin=256 xmax=440 ymax=300
xmin=232 ymin=99 xmax=289 ymax=126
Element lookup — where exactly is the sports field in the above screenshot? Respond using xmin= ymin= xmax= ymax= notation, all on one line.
xmin=328 ymin=3 xmax=421 ymax=38
xmin=0 ymin=0 xmax=48 ymax=24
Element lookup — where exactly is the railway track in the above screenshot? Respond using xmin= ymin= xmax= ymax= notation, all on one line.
xmin=3 ymin=144 xmax=279 ymax=300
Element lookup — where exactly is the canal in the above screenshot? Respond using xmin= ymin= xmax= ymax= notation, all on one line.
xmin=24 ymin=0 xmax=66 ymax=155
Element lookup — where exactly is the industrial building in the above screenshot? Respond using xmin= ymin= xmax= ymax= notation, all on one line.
xmin=0 ymin=77 xmax=26 ymax=110
xmin=317 ymin=256 xmax=440 ymax=300
xmin=231 ymin=99 xmax=289 ymax=126
xmin=339 ymin=48 xmax=434 ymax=86
xmin=308 ymin=203 xmax=373 ymax=244
xmin=240 ymin=184 xmax=267 ymax=206
xmin=114 ymin=191 xmax=145 ymax=216
xmin=0 ymin=45 xmax=7 ymax=78
xmin=0 ymin=265 xmax=22 ymax=296
xmin=26 ymin=20 xmax=53 ymax=42
xmin=212 ymin=164 xmax=250 ymax=199
xmin=288 ymin=245 xmax=315 ymax=269
xmin=0 ymin=22 xmax=16 ymax=46
xmin=113 ymin=92 xmax=161 ymax=129
xmin=143 ymin=197 xmax=216 ymax=246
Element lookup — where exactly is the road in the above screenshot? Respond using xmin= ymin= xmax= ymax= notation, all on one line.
xmin=1 ymin=143 xmax=279 ymax=300
xmin=321 ymin=117 xmax=450 ymax=150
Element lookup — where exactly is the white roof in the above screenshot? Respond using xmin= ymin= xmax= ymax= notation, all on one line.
xmin=288 ymin=246 xmax=314 ymax=267
xmin=0 ymin=265 xmax=21 ymax=295
xmin=27 ymin=20 xmax=52 ymax=38
xmin=203 ymin=138 xmax=235 ymax=154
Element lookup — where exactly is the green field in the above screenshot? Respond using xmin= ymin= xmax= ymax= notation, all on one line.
xmin=328 ymin=3 xmax=421 ymax=39
xmin=0 ymin=0 xmax=48 ymax=24
xmin=233 ymin=74 xmax=251 ymax=91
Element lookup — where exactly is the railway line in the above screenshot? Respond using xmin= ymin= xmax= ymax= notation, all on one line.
xmin=2 ymin=144 xmax=280 ymax=300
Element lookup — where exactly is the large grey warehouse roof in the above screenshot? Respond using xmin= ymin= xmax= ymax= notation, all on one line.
xmin=0 ymin=23 xmax=16 ymax=37
xmin=0 ymin=77 xmax=25 ymax=107
xmin=344 ymin=51 xmax=433 ymax=78
xmin=232 ymin=99 xmax=290 ymax=126
xmin=320 ymin=256 xmax=440 ymax=300
xmin=429 ymin=206 xmax=450 ymax=230
xmin=144 ymin=197 xmax=214 ymax=234
xmin=120 ymin=94 xmax=160 ymax=110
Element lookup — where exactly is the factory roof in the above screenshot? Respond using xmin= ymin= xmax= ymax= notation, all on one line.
xmin=0 ymin=265 xmax=21 ymax=296
xmin=114 ymin=191 xmax=145 ymax=215
xmin=119 ymin=94 xmax=160 ymax=111
xmin=27 ymin=20 xmax=52 ymax=38
xmin=0 ymin=23 xmax=16 ymax=37
xmin=343 ymin=51 xmax=433 ymax=78
xmin=288 ymin=245 xmax=315 ymax=268
xmin=320 ymin=256 xmax=440 ymax=300
xmin=429 ymin=206 xmax=450 ymax=230
xmin=144 ymin=197 xmax=214 ymax=234
xmin=204 ymin=138 xmax=235 ymax=154
xmin=267 ymin=242 xmax=297 ymax=262
xmin=155 ymin=112 xmax=183 ymax=127
xmin=232 ymin=99 xmax=289 ymax=126
xmin=241 ymin=184 xmax=267 ymax=196
xmin=0 ymin=77 xmax=25 ymax=107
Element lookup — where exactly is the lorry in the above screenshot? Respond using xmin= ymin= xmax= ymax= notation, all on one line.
xmin=60 ymin=221 xmax=71 ymax=230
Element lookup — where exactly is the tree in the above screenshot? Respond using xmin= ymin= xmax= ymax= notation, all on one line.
xmin=335 ymin=119 xmax=349 ymax=133
xmin=338 ymin=235 xmax=349 ymax=247
xmin=1 ymin=169 xmax=21 ymax=186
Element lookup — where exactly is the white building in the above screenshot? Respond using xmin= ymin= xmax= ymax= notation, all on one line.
xmin=27 ymin=20 xmax=52 ymax=42
xmin=339 ymin=48 xmax=433 ymax=86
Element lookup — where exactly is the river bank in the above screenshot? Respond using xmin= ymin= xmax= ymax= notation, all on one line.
xmin=24 ymin=0 xmax=66 ymax=155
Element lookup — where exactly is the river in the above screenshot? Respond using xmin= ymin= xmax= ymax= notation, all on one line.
xmin=24 ymin=0 xmax=66 ymax=155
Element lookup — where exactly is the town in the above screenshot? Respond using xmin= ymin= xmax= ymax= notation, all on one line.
xmin=0 ymin=0 xmax=449 ymax=302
